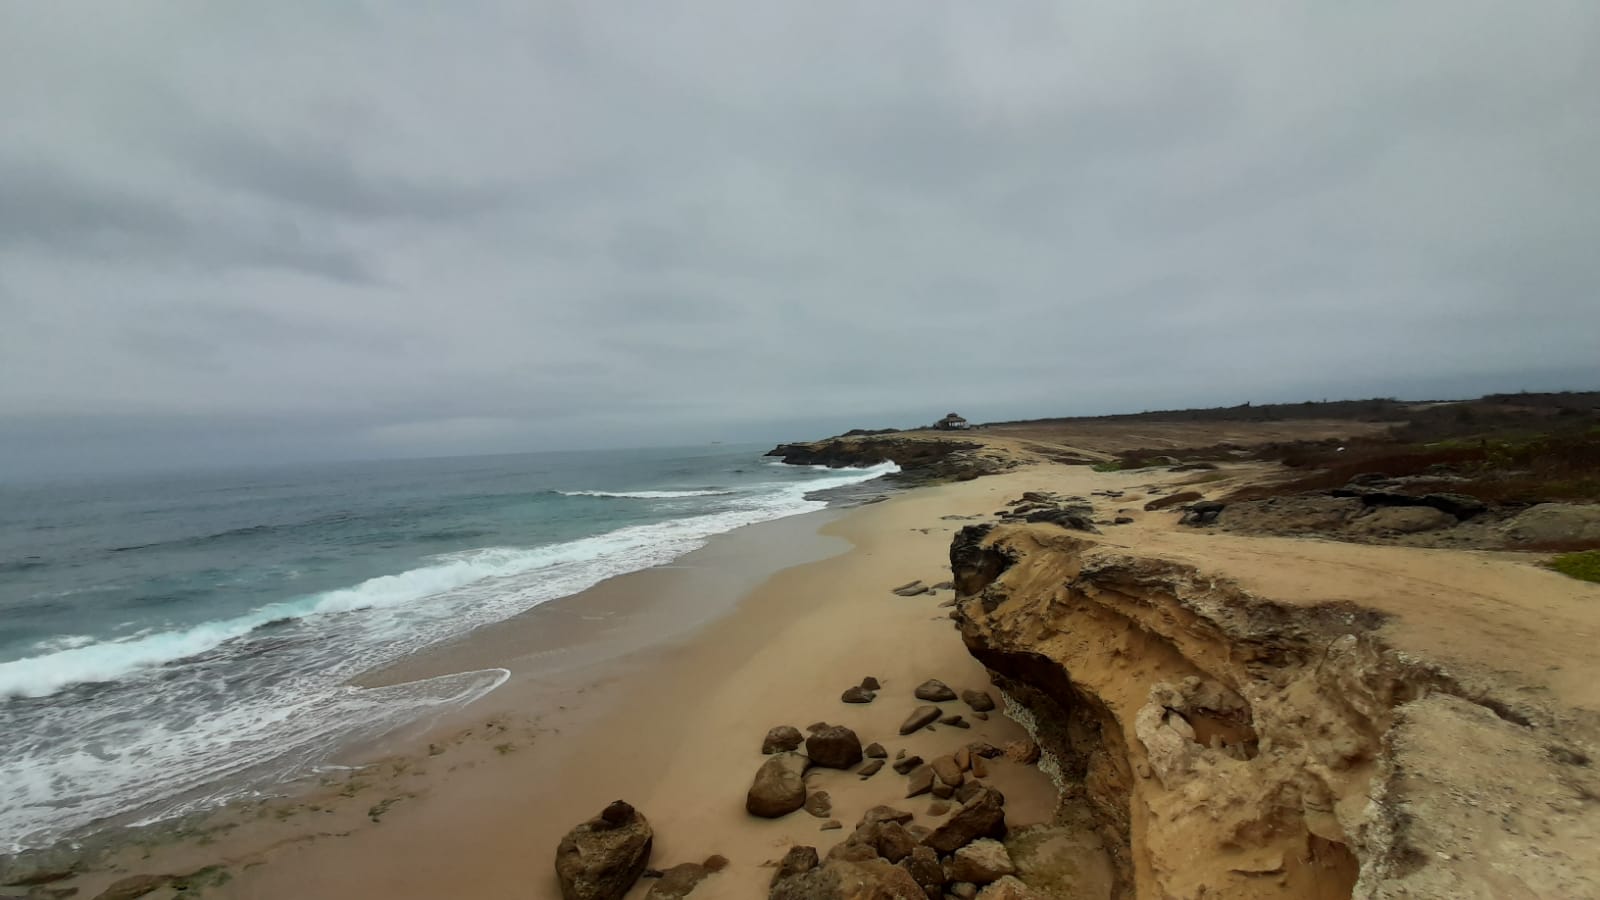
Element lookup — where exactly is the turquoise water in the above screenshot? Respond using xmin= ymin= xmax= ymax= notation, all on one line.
xmin=0 ymin=445 xmax=894 ymax=849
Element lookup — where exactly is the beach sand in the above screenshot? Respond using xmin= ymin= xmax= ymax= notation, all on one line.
xmin=62 ymin=467 xmax=1120 ymax=899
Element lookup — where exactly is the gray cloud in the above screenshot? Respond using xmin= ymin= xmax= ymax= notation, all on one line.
xmin=0 ymin=1 xmax=1597 ymax=475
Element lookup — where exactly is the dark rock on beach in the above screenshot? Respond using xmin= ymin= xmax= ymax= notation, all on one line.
xmin=913 ymin=679 xmax=957 ymax=702
xmin=840 ymin=685 xmax=876 ymax=704
xmin=900 ymin=706 xmax=942 ymax=735
xmin=864 ymin=742 xmax=888 ymax=758
xmin=747 ymin=753 xmax=809 ymax=818
xmin=806 ymin=725 xmax=864 ymax=769
xmin=555 ymin=801 xmax=654 ymax=900
xmin=960 ymin=690 xmax=996 ymax=712
xmin=923 ymin=788 xmax=1007 ymax=854
xmin=762 ymin=725 xmax=804 ymax=754
xmin=858 ymin=759 xmax=885 ymax=778
xmin=891 ymin=754 xmax=924 ymax=775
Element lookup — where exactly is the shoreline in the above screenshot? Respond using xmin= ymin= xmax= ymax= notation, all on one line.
xmin=28 ymin=467 xmax=1097 ymax=898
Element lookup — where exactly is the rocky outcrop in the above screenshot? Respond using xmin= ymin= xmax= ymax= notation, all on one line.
xmin=765 ymin=435 xmax=1014 ymax=484
xmin=555 ymin=801 xmax=654 ymax=900
xmin=947 ymin=524 xmax=1598 ymax=900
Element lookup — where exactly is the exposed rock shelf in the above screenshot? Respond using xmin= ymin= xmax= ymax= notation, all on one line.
xmin=946 ymin=522 xmax=1600 ymax=900
xmin=765 ymin=434 xmax=1018 ymax=483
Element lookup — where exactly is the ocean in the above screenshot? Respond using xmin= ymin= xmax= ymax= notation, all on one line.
xmin=0 ymin=445 xmax=895 ymax=851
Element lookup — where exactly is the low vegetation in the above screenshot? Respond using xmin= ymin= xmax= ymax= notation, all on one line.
xmin=1547 ymin=551 xmax=1600 ymax=584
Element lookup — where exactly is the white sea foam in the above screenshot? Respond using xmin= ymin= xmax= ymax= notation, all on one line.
xmin=0 ymin=459 xmax=897 ymax=848
xmin=558 ymin=488 xmax=736 ymax=499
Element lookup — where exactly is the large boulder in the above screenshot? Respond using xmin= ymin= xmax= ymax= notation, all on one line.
xmin=945 ymin=840 xmax=1016 ymax=884
xmin=806 ymin=725 xmax=864 ymax=769
xmin=555 ymin=801 xmax=654 ymax=900
xmin=770 ymin=858 xmax=928 ymax=900
xmin=748 ymin=753 xmax=810 ymax=818
xmin=913 ymin=680 xmax=957 ymax=702
xmin=1502 ymin=503 xmax=1600 ymax=544
xmin=764 ymin=726 xmax=804 ymax=754
xmin=922 ymin=788 xmax=1006 ymax=854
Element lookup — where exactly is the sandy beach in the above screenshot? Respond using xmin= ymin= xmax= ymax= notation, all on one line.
xmin=46 ymin=466 xmax=1117 ymax=899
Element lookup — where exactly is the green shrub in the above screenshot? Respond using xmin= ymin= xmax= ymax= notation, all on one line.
xmin=1547 ymin=551 xmax=1600 ymax=584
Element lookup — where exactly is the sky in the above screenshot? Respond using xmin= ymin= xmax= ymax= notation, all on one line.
xmin=1 ymin=2 xmax=1597 ymax=475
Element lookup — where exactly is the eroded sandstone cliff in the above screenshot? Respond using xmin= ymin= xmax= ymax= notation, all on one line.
xmin=948 ymin=523 xmax=1600 ymax=900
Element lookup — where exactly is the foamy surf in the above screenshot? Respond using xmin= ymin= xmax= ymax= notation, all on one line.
xmin=558 ymin=488 xmax=736 ymax=499
xmin=0 ymin=455 xmax=897 ymax=849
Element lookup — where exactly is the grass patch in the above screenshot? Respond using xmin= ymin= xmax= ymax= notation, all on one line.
xmin=1547 ymin=551 xmax=1600 ymax=584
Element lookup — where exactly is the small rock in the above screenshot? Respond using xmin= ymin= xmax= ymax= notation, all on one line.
xmin=931 ymin=780 xmax=955 ymax=799
xmin=858 ymin=805 xmax=915 ymax=828
xmin=960 ymin=690 xmax=996 ymax=712
xmin=747 ymin=753 xmax=809 ymax=818
xmin=953 ymin=747 xmax=972 ymax=771
xmin=970 ymin=756 xmax=988 ymax=778
xmin=892 ymin=580 xmax=929 ymax=596
xmin=927 ymin=799 xmax=952 ymax=816
xmin=864 ymin=742 xmax=888 ymax=759
xmin=762 ymin=726 xmax=803 ymax=754
xmin=954 ymin=781 xmax=992 ymax=804
xmin=858 ymin=759 xmax=884 ymax=778
xmin=806 ymin=725 xmax=864 ymax=769
xmin=932 ymin=581 xmax=955 ymax=590
xmin=892 ymin=755 xmax=925 ymax=775
xmin=896 ymin=749 xmax=907 ymax=760
xmin=841 ymin=685 xmax=876 ymax=704
xmin=973 ymin=711 xmax=989 ymax=721
xmin=1114 ymin=516 xmax=1134 ymax=525
xmin=950 ymin=882 xmax=979 ymax=899
xmin=946 ymin=839 xmax=1016 ymax=884
xmin=644 ymin=862 xmax=715 ymax=900
xmin=805 ymin=722 xmax=829 ymax=733
xmin=976 ymin=875 xmax=1051 ymax=899
xmin=939 ymin=714 xmax=970 ymax=729
xmin=770 ymin=846 xmax=819 ymax=888
xmin=931 ymin=755 xmax=964 ymax=787
xmin=804 ymin=791 xmax=833 ymax=819
xmin=967 ymin=742 xmax=1003 ymax=759
xmin=555 ymin=801 xmax=655 ymax=900
xmin=861 ymin=676 xmax=882 ymax=691
xmin=1003 ymin=739 xmax=1039 ymax=764
xmin=90 ymin=876 xmax=170 ymax=900
xmin=820 ymin=819 xmax=842 ymax=831
xmin=905 ymin=766 xmax=935 ymax=798
xmin=900 ymin=706 xmax=942 ymax=735
xmin=914 ymin=680 xmax=958 ymax=702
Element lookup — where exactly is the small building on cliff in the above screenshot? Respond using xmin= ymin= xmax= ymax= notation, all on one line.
xmin=934 ymin=413 xmax=970 ymax=430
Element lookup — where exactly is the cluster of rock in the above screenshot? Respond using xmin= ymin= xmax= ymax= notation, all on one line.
xmin=749 ymin=678 xmax=1003 ymax=826
xmin=995 ymin=492 xmax=1098 ymax=533
xmin=768 ymin=791 xmax=1042 ymax=899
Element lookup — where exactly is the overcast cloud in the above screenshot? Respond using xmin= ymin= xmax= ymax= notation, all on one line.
xmin=1 ymin=2 xmax=1597 ymax=475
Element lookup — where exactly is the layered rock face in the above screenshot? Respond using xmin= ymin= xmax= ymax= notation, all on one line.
xmin=947 ymin=524 xmax=1599 ymax=900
